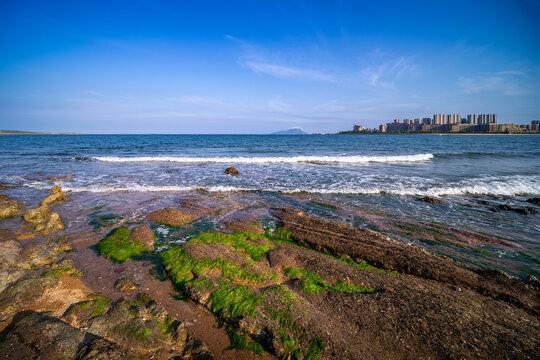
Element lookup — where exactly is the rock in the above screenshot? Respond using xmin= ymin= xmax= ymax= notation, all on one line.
xmin=23 ymin=205 xmax=64 ymax=236
xmin=129 ymin=225 xmax=155 ymax=249
xmin=479 ymin=200 xmax=490 ymax=205
xmin=40 ymin=185 xmax=67 ymax=206
xmin=0 ymin=311 xmax=137 ymax=360
xmin=526 ymin=197 xmax=540 ymax=205
xmin=146 ymin=208 xmax=196 ymax=226
xmin=498 ymin=204 xmax=535 ymax=215
xmin=0 ymin=194 xmax=21 ymax=220
xmin=418 ymin=196 xmax=442 ymax=204
xmin=23 ymin=205 xmax=50 ymax=225
xmin=223 ymin=218 xmax=265 ymax=234
xmin=224 ymin=167 xmax=240 ymax=175
xmin=115 ymin=277 xmax=137 ymax=292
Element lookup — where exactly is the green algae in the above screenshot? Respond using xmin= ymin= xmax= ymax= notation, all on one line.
xmin=284 ymin=267 xmax=374 ymax=294
xmin=189 ymin=232 xmax=272 ymax=261
xmin=159 ymin=247 xmax=266 ymax=286
xmin=228 ymin=333 xmax=265 ymax=355
xmin=66 ymin=294 xmax=111 ymax=317
xmin=96 ymin=227 xmax=151 ymax=263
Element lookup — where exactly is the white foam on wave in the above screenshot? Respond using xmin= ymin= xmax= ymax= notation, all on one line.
xmin=26 ymin=175 xmax=539 ymax=197
xmin=92 ymin=153 xmax=434 ymax=164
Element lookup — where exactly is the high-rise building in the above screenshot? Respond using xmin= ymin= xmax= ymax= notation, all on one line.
xmin=467 ymin=114 xmax=478 ymax=125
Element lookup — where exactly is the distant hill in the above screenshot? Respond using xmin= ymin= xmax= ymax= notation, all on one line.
xmin=271 ymin=127 xmax=308 ymax=135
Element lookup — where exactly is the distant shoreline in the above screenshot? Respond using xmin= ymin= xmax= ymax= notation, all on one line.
xmin=0 ymin=132 xmax=83 ymax=135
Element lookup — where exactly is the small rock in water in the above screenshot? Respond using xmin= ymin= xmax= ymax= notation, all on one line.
xmin=0 ymin=194 xmax=22 ymax=219
xmin=40 ymin=185 xmax=67 ymax=206
xmin=526 ymin=197 xmax=540 ymax=205
xmin=224 ymin=167 xmax=240 ymax=175
xmin=418 ymin=196 xmax=442 ymax=204
xmin=115 ymin=277 xmax=137 ymax=292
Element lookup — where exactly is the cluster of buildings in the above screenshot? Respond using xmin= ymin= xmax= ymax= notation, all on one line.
xmin=348 ymin=114 xmax=539 ymax=134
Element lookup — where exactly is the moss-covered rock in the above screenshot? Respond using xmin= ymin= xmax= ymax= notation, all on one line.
xmin=96 ymin=227 xmax=151 ymax=263
xmin=129 ymin=225 xmax=155 ymax=249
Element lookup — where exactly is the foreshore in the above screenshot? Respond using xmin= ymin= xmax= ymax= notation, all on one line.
xmin=0 ymin=186 xmax=538 ymax=359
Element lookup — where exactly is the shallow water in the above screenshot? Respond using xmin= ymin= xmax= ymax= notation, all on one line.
xmin=1 ymin=134 xmax=539 ymax=277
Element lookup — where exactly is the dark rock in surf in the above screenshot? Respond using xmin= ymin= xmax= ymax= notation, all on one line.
xmin=224 ymin=167 xmax=240 ymax=175
xmin=527 ymin=198 xmax=540 ymax=205
xmin=418 ymin=196 xmax=442 ymax=204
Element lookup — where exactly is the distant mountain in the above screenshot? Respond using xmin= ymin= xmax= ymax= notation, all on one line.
xmin=271 ymin=127 xmax=308 ymax=135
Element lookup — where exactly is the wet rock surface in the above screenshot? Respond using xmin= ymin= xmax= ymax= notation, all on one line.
xmin=23 ymin=205 xmax=64 ymax=235
xmin=146 ymin=207 xmax=196 ymax=226
xmin=0 ymin=194 xmax=21 ymax=220
xmin=40 ymin=185 xmax=67 ymax=206
xmin=129 ymin=225 xmax=155 ymax=249
xmin=418 ymin=196 xmax=442 ymax=204
xmin=224 ymin=167 xmax=240 ymax=175
xmin=114 ymin=277 xmax=137 ymax=292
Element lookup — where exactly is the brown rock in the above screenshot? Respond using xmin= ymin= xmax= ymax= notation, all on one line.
xmin=0 ymin=311 xmax=137 ymax=360
xmin=146 ymin=208 xmax=195 ymax=226
xmin=23 ymin=205 xmax=64 ymax=236
xmin=114 ymin=278 xmax=137 ymax=292
xmin=224 ymin=167 xmax=240 ymax=175
xmin=40 ymin=185 xmax=67 ymax=206
xmin=526 ymin=197 xmax=540 ymax=205
xmin=129 ymin=225 xmax=155 ymax=249
xmin=223 ymin=219 xmax=265 ymax=234
xmin=418 ymin=196 xmax=442 ymax=204
xmin=0 ymin=194 xmax=21 ymax=219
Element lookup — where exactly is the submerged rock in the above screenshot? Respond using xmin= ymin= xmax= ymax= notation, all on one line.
xmin=129 ymin=225 xmax=155 ymax=249
xmin=418 ymin=196 xmax=442 ymax=204
xmin=0 ymin=194 xmax=21 ymax=220
xmin=224 ymin=167 xmax=240 ymax=175
xmin=527 ymin=197 xmax=540 ymax=205
xmin=146 ymin=207 xmax=196 ymax=226
xmin=498 ymin=204 xmax=535 ymax=215
xmin=115 ymin=277 xmax=137 ymax=292
xmin=40 ymin=185 xmax=67 ymax=206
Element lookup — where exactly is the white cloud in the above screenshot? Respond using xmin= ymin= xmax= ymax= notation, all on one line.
xmin=242 ymin=61 xmax=337 ymax=83
xmin=456 ymin=71 xmax=528 ymax=96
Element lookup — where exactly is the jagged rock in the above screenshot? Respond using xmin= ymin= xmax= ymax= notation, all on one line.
xmin=115 ymin=277 xmax=137 ymax=292
xmin=23 ymin=205 xmax=64 ymax=235
xmin=418 ymin=196 xmax=442 ymax=204
xmin=0 ymin=256 xmax=82 ymax=322
xmin=527 ymin=197 xmax=540 ymax=205
xmin=129 ymin=225 xmax=155 ymax=249
xmin=146 ymin=208 xmax=195 ymax=226
xmin=224 ymin=167 xmax=240 ymax=175
xmin=0 ymin=311 xmax=137 ymax=360
xmin=0 ymin=194 xmax=21 ymax=220
xmin=0 ymin=238 xmax=73 ymax=292
xmin=498 ymin=204 xmax=535 ymax=215
xmin=40 ymin=185 xmax=67 ymax=206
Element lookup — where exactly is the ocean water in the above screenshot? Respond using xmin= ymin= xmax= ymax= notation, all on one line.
xmin=1 ymin=134 xmax=539 ymax=275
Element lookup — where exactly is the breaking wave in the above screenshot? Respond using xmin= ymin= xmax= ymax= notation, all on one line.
xmin=28 ymin=175 xmax=539 ymax=197
xmin=90 ymin=154 xmax=434 ymax=164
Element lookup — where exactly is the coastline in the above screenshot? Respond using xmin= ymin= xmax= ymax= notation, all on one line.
xmin=1 ymin=186 xmax=538 ymax=359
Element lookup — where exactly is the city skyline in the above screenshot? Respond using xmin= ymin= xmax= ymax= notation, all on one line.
xmin=1 ymin=1 xmax=539 ymax=134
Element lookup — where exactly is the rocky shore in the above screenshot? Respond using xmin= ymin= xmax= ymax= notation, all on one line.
xmin=0 ymin=187 xmax=538 ymax=359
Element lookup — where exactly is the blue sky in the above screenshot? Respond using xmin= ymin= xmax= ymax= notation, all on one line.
xmin=1 ymin=0 xmax=539 ymax=133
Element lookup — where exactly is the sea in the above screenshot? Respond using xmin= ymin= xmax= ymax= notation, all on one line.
xmin=1 ymin=134 xmax=539 ymax=276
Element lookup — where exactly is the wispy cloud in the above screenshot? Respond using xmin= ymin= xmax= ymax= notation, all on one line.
xmin=361 ymin=56 xmax=420 ymax=88
xmin=242 ymin=61 xmax=337 ymax=83
xmin=456 ymin=70 xmax=528 ymax=96
xmin=169 ymin=96 xmax=225 ymax=105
